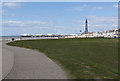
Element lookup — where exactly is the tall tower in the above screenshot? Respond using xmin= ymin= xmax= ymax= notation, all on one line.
xmin=85 ymin=19 xmax=88 ymax=32
xmin=83 ymin=19 xmax=89 ymax=34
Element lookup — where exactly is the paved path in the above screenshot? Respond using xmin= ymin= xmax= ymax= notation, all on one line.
xmin=2 ymin=41 xmax=67 ymax=79
xmin=2 ymin=47 xmax=14 ymax=79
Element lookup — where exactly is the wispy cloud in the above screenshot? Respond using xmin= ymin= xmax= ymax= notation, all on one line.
xmin=2 ymin=20 xmax=64 ymax=35
xmin=3 ymin=2 xmax=22 ymax=9
xmin=113 ymin=4 xmax=118 ymax=8
xmin=92 ymin=6 xmax=103 ymax=10
xmin=3 ymin=20 xmax=54 ymax=28
xmin=73 ymin=4 xmax=103 ymax=11
xmin=73 ymin=16 xmax=118 ymax=32
xmin=73 ymin=4 xmax=88 ymax=11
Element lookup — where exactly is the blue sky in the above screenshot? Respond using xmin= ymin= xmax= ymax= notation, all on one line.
xmin=2 ymin=2 xmax=118 ymax=36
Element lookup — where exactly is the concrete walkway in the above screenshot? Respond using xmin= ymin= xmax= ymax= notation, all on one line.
xmin=2 ymin=48 xmax=14 ymax=79
xmin=2 ymin=41 xmax=67 ymax=79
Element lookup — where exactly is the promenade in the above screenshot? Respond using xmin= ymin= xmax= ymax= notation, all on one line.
xmin=2 ymin=41 xmax=67 ymax=79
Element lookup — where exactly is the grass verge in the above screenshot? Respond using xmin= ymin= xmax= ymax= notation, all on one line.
xmin=7 ymin=38 xmax=118 ymax=79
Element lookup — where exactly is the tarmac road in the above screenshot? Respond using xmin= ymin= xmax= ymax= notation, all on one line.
xmin=2 ymin=41 xmax=67 ymax=79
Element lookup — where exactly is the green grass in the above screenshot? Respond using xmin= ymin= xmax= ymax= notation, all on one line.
xmin=7 ymin=38 xmax=118 ymax=79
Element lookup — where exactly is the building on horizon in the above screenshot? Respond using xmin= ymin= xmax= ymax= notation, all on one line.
xmin=82 ymin=19 xmax=89 ymax=34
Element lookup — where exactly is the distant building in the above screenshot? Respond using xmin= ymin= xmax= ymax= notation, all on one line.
xmin=82 ymin=19 xmax=89 ymax=34
xmin=21 ymin=34 xmax=32 ymax=37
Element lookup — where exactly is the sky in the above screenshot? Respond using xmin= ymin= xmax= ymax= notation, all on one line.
xmin=1 ymin=0 xmax=120 ymax=2
xmin=2 ymin=2 xmax=118 ymax=36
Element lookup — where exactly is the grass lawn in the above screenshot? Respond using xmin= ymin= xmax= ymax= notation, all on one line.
xmin=7 ymin=38 xmax=118 ymax=79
